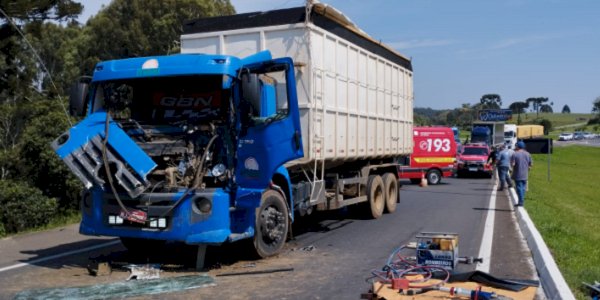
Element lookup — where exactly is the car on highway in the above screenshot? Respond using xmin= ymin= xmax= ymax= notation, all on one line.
xmin=583 ymin=132 xmax=595 ymax=139
xmin=456 ymin=144 xmax=493 ymax=178
xmin=558 ymin=132 xmax=574 ymax=141
xmin=573 ymin=132 xmax=585 ymax=140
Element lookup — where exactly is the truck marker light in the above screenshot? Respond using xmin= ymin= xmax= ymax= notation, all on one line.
xmin=141 ymin=59 xmax=159 ymax=69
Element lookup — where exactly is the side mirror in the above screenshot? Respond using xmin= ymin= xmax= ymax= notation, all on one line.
xmin=69 ymin=76 xmax=91 ymax=117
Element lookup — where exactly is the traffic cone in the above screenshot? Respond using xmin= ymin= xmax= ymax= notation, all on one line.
xmin=419 ymin=172 xmax=428 ymax=187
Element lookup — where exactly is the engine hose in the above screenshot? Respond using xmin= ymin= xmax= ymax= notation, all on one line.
xmin=145 ymin=134 xmax=220 ymax=222
xmin=102 ymin=111 xmax=131 ymax=216
xmin=192 ymin=134 xmax=220 ymax=189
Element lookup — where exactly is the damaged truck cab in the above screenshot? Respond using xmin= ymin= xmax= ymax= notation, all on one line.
xmin=53 ymin=51 xmax=303 ymax=260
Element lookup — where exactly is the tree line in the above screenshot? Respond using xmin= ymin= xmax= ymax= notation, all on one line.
xmin=0 ymin=0 xmax=235 ymax=236
xmin=416 ymin=93 xmax=600 ymax=129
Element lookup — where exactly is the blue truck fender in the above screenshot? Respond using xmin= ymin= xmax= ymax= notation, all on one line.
xmin=272 ymin=165 xmax=295 ymax=222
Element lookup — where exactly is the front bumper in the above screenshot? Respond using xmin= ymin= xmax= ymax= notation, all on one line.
xmin=457 ymin=162 xmax=492 ymax=174
xmin=80 ymin=188 xmax=232 ymax=244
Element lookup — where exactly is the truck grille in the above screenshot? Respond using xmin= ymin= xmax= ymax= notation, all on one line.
xmin=53 ymin=135 xmax=149 ymax=198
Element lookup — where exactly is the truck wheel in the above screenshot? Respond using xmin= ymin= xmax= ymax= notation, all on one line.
xmin=410 ymin=178 xmax=421 ymax=184
xmin=120 ymin=237 xmax=165 ymax=255
xmin=367 ymin=175 xmax=385 ymax=219
xmin=426 ymin=169 xmax=442 ymax=185
xmin=382 ymin=173 xmax=398 ymax=213
xmin=253 ymin=189 xmax=289 ymax=258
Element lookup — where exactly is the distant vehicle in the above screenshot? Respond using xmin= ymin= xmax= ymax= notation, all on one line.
xmin=582 ymin=132 xmax=595 ymax=139
xmin=573 ymin=132 xmax=585 ymax=140
xmin=504 ymin=124 xmax=517 ymax=149
xmin=558 ymin=133 xmax=574 ymax=141
xmin=470 ymin=122 xmax=504 ymax=147
xmin=517 ymin=125 xmax=544 ymax=139
xmin=456 ymin=144 xmax=493 ymax=178
xmin=399 ymin=127 xmax=457 ymax=185
xmin=451 ymin=126 xmax=463 ymax=153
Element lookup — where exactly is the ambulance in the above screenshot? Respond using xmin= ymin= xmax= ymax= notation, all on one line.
xmin=399 ymin=127 xmax=457 ymax=185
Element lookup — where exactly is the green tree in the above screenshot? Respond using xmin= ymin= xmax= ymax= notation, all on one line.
xmin=593 ymin=96 xmax=600 ymax=115
xmin=509 ymin=101 xmax=528 ymax=125
xmin=561 ymin=105 xmax=571 ymax=114
xmin=0 ymin=0 xmax=82 ymax=22
xmin=537 ymin=119 xmax=552 ymax=135
xmin=540 ymin=104 xmax=553 ymax=113
xmin=509 ymin=101 xmax=528 ymax=114
xmin=80 ymin=0 xmax=235 ymax=73
xmin=525 ymin=97 xmax=549 ymax=118
xmin=479 ymin=94 xmax=502 ymax=109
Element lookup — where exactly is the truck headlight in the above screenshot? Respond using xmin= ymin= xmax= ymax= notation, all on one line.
xmin=194 ymin=198 xmax=212 ymax=214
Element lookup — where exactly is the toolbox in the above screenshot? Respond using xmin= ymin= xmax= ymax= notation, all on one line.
xmin=416 ymin=232 xmax=459 ymax=270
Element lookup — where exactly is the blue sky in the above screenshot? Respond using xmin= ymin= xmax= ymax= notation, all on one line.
xmin=80 ymin=0 xmax=600 ymax=113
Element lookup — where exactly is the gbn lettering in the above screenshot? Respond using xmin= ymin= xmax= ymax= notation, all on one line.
xmin=159 ymin=96 xmax=213 ymax=108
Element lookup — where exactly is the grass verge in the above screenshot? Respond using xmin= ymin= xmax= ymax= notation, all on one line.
xmin=527 ymin=145 xmax=600 ymax=299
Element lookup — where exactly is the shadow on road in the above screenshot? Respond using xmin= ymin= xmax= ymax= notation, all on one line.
xmin=472 ymin=207 xmax=514 ymax=213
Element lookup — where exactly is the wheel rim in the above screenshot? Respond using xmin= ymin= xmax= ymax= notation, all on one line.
xmin=429 ymin=172 xmax=440 ymax=184
xmin=259 ymin=205 xmax=286 ymax=247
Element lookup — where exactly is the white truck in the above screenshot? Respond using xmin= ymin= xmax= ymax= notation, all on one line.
xmin=504 ymin=124 xmax=517 ymax=149
xmin=181 ymin=2 xmax=414 ymax=216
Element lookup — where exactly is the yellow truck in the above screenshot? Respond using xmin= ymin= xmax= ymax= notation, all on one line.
xmin=517 ymin=125 xmax=544 ymax=139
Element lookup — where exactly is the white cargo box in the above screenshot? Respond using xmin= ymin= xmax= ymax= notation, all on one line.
xmin=181 ymin=3 xmax=413 ymax=166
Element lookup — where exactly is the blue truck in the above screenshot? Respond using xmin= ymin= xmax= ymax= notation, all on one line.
xmin=469 ymin=122 xmax=504 ymax=148
xmin=52 ymin=4 xmax=414 ymax=268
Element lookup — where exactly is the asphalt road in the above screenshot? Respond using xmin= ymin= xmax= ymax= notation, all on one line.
xmin=0 ymin=176 xmax=538 ymax=299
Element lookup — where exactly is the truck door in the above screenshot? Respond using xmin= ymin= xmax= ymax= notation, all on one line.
xmin=236 ymin=58 xmax=304 ymax=188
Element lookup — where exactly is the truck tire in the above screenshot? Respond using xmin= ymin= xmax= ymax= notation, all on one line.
xmin=382 ymin=173 xmax=398 ymax=214
xmin=253 ymin=189 xmax=289 ymax=258
xmin=367 ymin=175 xmax=385 ymax=219
xmin=120 ymin=237 xmax=165 ymax=255
xmin=426 ymin=169 xmax=442 ymax=185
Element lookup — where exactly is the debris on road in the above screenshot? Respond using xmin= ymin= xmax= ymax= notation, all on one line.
xmin=365 ymin=239 xmax=538 ymax=299
xmin=125 ymin=264 xmax=161 ymax=280
xmin=87 ymin=259 xmax=111 ymax=277
xmin=13 ymin=274 xmax=215 ymax=300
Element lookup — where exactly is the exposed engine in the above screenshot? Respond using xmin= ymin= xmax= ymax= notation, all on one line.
xmin=117 ymin=119 xmax=232 ymax=192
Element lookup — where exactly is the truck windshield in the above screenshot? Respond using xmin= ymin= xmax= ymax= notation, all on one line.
xmin=504 ymin=132 xmax=515 ymax=138
xmin=91 ymin=75 xmax=227 ymax=124
xmin=462 ymin=147 xmax=488 ymax=156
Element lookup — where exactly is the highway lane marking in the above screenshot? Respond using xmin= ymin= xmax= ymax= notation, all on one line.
xmin=0 ymin=239 xmax=120 ymax=273
xmin=476 ymin=179 xmax=498 ymax=273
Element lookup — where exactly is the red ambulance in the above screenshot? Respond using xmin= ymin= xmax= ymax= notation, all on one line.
xmin=398 ymin=127 xmax=457 ymax=185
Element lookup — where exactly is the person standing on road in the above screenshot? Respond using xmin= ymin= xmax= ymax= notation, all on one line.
xmin=496 ymin=145 xmax=512 ymax=191
xmin=487 ymin=146 xmax=499 ymax=180
xmin=511 ymin=141 xmax=532 ymax=206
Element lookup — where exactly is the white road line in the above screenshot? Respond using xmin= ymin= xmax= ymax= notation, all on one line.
xmin=476 ymin=180 xmax=497 ymax=273
xmin=0 ymin=239 xmax=120 ymax=273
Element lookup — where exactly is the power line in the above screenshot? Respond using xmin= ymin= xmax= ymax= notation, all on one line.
xmin=0 ymin=8 xmax=73 ymax=127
